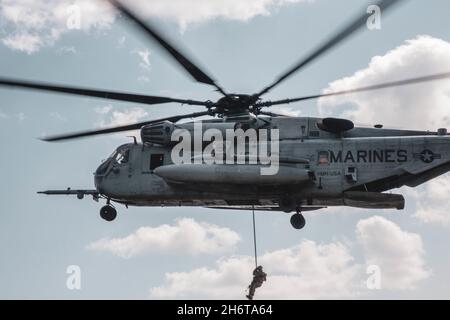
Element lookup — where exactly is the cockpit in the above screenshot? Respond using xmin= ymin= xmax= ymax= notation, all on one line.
xmin=111 ymin=146 xmax=130 ymax=164
xmin=95 ymin=144 xmax=132 ymax=176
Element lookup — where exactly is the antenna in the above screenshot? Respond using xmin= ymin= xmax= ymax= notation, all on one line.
xmin=127 ymin=136 xmax=137 ymax=145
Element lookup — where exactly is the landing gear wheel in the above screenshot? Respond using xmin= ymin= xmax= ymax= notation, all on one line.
xmin=290 ymin=213 xmax=305 ymax=230
xmin=100 ymin=205 xmax=117 ymax=222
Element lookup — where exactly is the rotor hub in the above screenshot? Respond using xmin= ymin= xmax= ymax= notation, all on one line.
xmin=211 ymin=94 xmax=260 ymax=116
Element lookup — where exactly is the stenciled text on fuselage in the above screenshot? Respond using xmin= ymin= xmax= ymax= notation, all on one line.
xmin=328 ymin=149 xmax=408 ymax=163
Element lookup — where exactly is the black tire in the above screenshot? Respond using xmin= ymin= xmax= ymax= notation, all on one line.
xmin=290 ymin=213 xmax=306 ymax=230
xmin=100 ymin=205 xmax=117 ymax=222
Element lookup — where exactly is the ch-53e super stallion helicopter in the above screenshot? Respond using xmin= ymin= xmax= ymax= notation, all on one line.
xmin=1 ymin=0 xmax=450 ymax=230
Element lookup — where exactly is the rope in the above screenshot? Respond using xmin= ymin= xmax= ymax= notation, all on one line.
xmin=252 ymin=205 xmax=258 ymax=268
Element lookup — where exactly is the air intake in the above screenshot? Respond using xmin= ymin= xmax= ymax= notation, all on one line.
xmin=141 ymin=121 xmax=175 ymax=145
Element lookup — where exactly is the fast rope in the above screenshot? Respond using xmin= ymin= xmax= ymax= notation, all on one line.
xmin=252 ymin=205 xmax=258 ymax=268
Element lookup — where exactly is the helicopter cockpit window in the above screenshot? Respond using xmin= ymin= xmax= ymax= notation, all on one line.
xmin=108 ymin=150 xmax=118 ymax=161
xmin=115 ymin=148 xmax=130 ymax=164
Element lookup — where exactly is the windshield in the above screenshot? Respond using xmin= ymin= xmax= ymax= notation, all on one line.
xmin=115 ymin=149 xmax=129 ymax=164
xmin=96 ymin=145 xmax=131 ymax=176
xmin=107 ymin=150 xmax=118 ymax=161
xmin=110 ymin=145 xmax=130 ymax=164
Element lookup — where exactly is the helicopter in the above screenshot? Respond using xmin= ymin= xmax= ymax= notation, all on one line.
xmin=1 ymin=0 xmax=450 ymax=230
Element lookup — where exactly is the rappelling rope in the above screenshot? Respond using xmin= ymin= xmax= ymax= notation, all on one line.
xmin=252 ymin=205 xmax=258 ymax=268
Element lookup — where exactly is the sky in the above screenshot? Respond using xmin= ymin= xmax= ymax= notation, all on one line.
xmin=1 ymin=0 xmax=450 ymax=299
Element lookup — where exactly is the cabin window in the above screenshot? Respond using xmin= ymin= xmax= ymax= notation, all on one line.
xmin=345 ymin=166 xmax=358 ymax=182
xmin=318 ymin=151 xmax=329 ymax=165
xmin=150 ymin=154 xmax=164 ymax=170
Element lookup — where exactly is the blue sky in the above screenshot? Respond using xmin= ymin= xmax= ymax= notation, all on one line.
xmin=1 ymin=0 xmax=450 ymax=299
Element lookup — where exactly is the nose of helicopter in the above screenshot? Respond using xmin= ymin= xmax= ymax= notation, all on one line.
xmin=94 ymin=172 xmax=102 ymax=191
xmin=94 ymin=160 xmax=110 ymax=193
xmin=94 ymin=171 xmax=104 ymax=194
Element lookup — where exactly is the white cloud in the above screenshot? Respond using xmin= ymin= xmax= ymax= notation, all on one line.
xmin=49 ymin=111 xmax=66 ymax=121
xmin=150 ymin=240 xmax=361 ymax=299
xmin=94 ymin=105 xmax=113 ymax=115
xmin=0 ymin=110 xmax=25 ymax=121
xmin=258 ymin=240 xmax=362 ymax=299
xmin=2 ymin=33 xmax=43 ymax=54
xmin=0 ymin=0 xmax=312 ymax=53
xmin=95 ymin=105 xmax=148 ymax=128
xmin=137 ymin=49 xmax=151 ymax=70
xmin=55 ymin=46 xmax=77 ymax=55
xmin=106 ymin=108 xmax=148 ymax=127
xmin=137 ymin=75 xmax=150 ymax=83
xmin=271 ymin=106 xmax=302 ymax=117
xmin=149 ymin=216 xmax=430 ymax=299
xmin=356 ymin=216 xmax=430 ymax=290
xmin=0 ymin=0 xmax=115 ymax=53
xmin=117 ymin=35 xmax=126 ymax=48
xmin=132 ymin=48 xmax=152 ymax=75
xmin=409 ymin=175 xmax=450 ymax=226
xmin=16 ymin=112 xmax=25 ymax=121
xmin=93 ymin=105 xmax=148 ymax=140
xmin=318 ymin=36 xmax=450 ymax=130
xmin=88 ymin=218 xmax=241 ymax=258
xmin=126 ymin=0 xmax=312 ymax=32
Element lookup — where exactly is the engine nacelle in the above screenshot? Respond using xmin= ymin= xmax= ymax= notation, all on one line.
xmin=141 ymin=121 xmax=239 ymax=146
xmin=141 ymin=121 xmax=175 ymax=146
xmin=141 ymin=119 xmax=265 ymax=146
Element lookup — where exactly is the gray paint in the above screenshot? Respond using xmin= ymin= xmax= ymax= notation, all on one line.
xmin=41 ymin=116 xmax=450 ymax=213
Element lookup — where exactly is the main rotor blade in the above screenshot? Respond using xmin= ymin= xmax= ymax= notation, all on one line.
xmin=256 ymin=0 xmax=404 ymax=97
xmin=109 ymin=0 xmax=227 ymax=96
xmin=0 ymin=77 xmax=208 ymax=106
xmin=258 ymin=72 xmax=450 ymax=107
xmin=258 ymin=111 xmax=293 ymax=118
xmin=41 ymin=111 xmax=210 ymax=142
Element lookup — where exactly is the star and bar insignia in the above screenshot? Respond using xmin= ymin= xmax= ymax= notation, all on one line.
xmin=413 ymin=149 xmax=442 ymax=164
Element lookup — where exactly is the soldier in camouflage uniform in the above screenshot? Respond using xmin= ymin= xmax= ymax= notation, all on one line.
xmin=246 ymin=266 xmax=267 ymax=300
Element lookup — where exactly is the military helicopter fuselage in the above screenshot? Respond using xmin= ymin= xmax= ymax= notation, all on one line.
xmin=85 ymin=115 xmax=450 ymax=223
